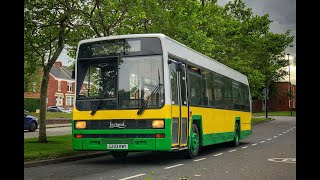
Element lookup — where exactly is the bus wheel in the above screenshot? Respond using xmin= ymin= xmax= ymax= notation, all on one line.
xmin=110 ymin=151 xmax=128 ymax=160
xmin=231 ymin=123 xmax=240 ymax=147
xmin=186 ymin=124 xmax=200 ymax=159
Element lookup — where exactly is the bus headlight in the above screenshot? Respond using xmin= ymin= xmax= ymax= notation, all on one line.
xmin=75 ymin=121 xmax=86 ymax=129
xmin=152 ymin=120 xmax=164 ymax=128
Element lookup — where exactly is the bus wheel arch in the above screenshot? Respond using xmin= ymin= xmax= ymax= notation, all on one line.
xmin=231 ymin=119 xmax=241 ymax=147
xmin=185 ymin=124 xmax=200 ymax=159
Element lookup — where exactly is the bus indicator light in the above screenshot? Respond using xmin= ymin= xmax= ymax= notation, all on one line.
xmin=155 ymin=133 xmax=165 ymax=138
xmin=74 ymin=134 xmax=83 ymax=138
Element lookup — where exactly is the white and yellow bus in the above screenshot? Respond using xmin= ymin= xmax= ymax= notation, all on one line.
xmin=72 ymin=34 xmax=252 ymax=159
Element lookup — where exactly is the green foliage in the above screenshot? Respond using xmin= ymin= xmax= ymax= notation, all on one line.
xmin=24 ymin=98 xmax=40 ymax=112
xmin=25 ymin=0 xmax=294 ymax=112
xmin=25 ymin=0 xmax=82 ymax=142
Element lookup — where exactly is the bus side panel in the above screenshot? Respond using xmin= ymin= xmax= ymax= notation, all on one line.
xmin=189 ymin=106 xmax=251 ymax=146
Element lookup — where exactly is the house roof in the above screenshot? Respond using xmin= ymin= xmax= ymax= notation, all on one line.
xmin=50 ymin=64 xmax=74 ymax=81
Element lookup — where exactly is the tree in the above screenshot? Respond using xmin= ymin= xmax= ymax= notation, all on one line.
xmin=203 ymin=0 xmax=294 ymax=98
xmin=24 ymin=0 xmax=80 ymax=142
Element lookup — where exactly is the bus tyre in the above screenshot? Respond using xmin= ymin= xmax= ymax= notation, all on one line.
xmin=186 ymin=124 xmax=200 ymax=159
xmin=110 ymin=151 xmax=128 ymax=160
xmin=231 ymin=123 xmax=240 ymax=147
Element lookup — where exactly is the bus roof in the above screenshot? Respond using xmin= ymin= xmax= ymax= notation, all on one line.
xmin=164 ymin=36 xmax=249 ymax=85
xmin=77 ymin=33 xmax=249 ymax=85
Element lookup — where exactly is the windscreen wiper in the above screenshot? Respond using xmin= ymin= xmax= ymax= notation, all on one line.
xmin=137 ymin=83 xmax=163 ymax=115
xmin=90 ymin=80 xmax=114 ymax=115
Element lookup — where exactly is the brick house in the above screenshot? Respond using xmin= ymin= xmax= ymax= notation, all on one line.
xmin=252 ymin=82 xmax=296 ymax=112
xmin=47 ymin=61 xmax=75 ymax=108
xmin=24 ymin=61 xmax=75 ymax=109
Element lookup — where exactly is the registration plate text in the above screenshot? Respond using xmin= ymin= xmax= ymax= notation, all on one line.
xmin=107 ymin=144 xmax=128 ymax=149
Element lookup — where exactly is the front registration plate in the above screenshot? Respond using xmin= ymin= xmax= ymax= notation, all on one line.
xmin=107 ymin=144 xmax=128 ymax=149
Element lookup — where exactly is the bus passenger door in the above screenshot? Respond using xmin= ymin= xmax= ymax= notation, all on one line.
xmin=169 ymin=59 xmax=189 ymax=149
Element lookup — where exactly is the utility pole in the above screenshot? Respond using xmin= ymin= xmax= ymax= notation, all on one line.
xmin=287 ymin=54 xmax=292 ymax=116
xmin=263 ymin=87 xmax=269 ymax=118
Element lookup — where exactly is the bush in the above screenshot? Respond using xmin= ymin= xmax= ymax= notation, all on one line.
xmin=24 ymin=98 xmax=40 ymax=112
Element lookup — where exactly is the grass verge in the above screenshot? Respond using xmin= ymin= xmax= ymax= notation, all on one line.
xmin=24 ymin=134 xmax=77 ymax=161
xmin=27 ymin=112 xmax=72 ymax=119
xmin=252 ymin=117 xmax=273 ymax=125
xmin=253 ymin=111 xmax=296 ymax=117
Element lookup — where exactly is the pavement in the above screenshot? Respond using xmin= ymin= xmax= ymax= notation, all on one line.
xmin=24 ymin=116 xmax=277 ymax=168
xmin=46 ymin=123 xmax=71 ymax=128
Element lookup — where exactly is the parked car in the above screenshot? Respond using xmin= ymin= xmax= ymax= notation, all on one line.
xmin=24 ymin=111 xmax=38 ymax=132
xmin=63 ymin=108 xmax=73 ymax=113
xmin=47 ymin=106 xmax=65 ymax=112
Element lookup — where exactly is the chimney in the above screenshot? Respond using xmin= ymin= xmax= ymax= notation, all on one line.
xmin=55 ymin=61 xmax=62 ymax=68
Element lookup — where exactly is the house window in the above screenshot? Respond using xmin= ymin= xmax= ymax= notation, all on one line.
xmin=56 ymin=95 xmax=63 ymax=106
xmin=66 ymin=97 xmax=71 ymax=106
xmin=66 ymin=96 xmax=75 ymax=106
xmin=67 ymin=82 xmax=72 ymax=92
xmin=58 ymin=80 xmax=61 ymax=91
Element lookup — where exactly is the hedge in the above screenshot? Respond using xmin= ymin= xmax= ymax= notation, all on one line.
xmin=24 ymin=98 xmax=40 ymax=112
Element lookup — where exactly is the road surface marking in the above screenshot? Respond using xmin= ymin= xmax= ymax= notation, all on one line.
xmin=267 ymin=138 xmax=272 ymax=141
xmin=268 ymin=158 xmax=296 ymax=163
xmin=260 ymin=141 xmax=265 ymax=143
xmin=273 ymin=136 xmax=278 ymax=138
xmin=213 ymin=153 xmax=223 ymax=157
xmin=293 ymin=127 xmax=296 ymax=129
xmin=251 ymin=143 xmax=257 ymax=146
xmin=164 ymin=164 xmax=184 ymax=169
xmin=241 ymin=146 xmax=248 ymax=149
xmin=194 ymin=158 xmax=206 ymax=162
xmin=279 ymin=134 xmax=282 ymax=136
xmin=287 ymin=130 xmax=290 ymax=132
xmin=283 ymin=132 xmax=286 ymax=134
xmin=194 ymin=175 xmax=201 ymax=177
xmin=119 ymin=174 xmax=146 ymax=180
xmin=229 ymin=149 xmax=237 ymax=152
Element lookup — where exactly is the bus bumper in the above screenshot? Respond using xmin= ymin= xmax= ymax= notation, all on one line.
xmin=73 ymin=137 xmax=171 ymax=151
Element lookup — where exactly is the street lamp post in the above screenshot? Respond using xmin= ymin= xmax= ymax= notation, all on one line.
xmin=287 ymin=54 xmax=292 ymax=116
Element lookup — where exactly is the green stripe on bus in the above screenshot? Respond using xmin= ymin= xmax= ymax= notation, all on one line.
xmin=201 ymin=130 xmax=251 ymax=146
xmin=240 ymin=130 xmax=252 ymax=139
xmin=201 ymin=132 xmax=234 ymax=146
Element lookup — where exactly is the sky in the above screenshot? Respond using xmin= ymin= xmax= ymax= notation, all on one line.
xmin=58 ymin=0 xmax=296 ymax=84
xmin=217 ymin=0 xmax=296 ymax=85
xmin=57 ymin=48 xmax=75 ymax=67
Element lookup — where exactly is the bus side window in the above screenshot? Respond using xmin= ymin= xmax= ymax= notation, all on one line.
xmin=188 ymin=72 xmax=202 ymax=106
xmin=201 ymin=69 xmax=209 ymax=106
xmin=213 ymin=73 xmax=224 ymax=109
xmin=223 ymin=77 xmax=233 ymax=110
xmin=206 ymin=72 xmax=215 ymax=107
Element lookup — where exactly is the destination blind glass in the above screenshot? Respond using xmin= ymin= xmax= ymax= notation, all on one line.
xmin=78 ymin=37 xmax=162 ymax=59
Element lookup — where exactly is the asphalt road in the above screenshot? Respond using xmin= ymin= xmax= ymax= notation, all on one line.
xmin=24 ymin=116 xmax=296 ymax=180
